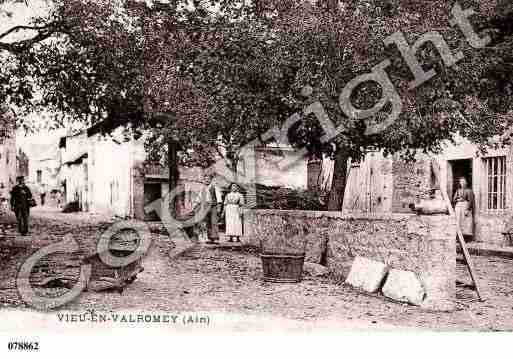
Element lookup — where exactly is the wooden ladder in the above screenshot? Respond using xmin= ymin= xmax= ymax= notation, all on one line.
xmin=431 ymin=159 xmax=485 ymax=302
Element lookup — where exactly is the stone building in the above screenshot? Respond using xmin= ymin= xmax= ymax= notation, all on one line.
xmin=0 ymin=136 xmax=16 ymax=198
xmin=23 ymin=142 xmax=62 ymax=207
xmin=57 ymin=119 xmax=321 ymax=220
xmin=60 ymin=131 xmax=89 ymax=210
xmin=343 ymin=135 xmax=513 ymax=246
xmin=58 ymin=122 xmax=170 ymax=220
xmin=0 ymin=106 xmax=16 ymax=215
xmin=86 ymin=123 xmax=170 ymax=220
xmin=16 ymin=149 xmax=29 ymax=178
xmin=252 ymin=146 xmax=309 ymax=190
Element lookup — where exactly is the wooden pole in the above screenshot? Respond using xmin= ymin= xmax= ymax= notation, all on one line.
xmin=431 ymin=159 xmax=484 ymax=301
xmin=168 ymin=139 xmax=180 ymax=218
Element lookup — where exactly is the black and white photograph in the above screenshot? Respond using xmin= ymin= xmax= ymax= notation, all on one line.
xmin=0 ymin=0 xmax=512 ymax=357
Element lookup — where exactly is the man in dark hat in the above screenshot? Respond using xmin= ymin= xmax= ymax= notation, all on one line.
xmin=10 ymin=176 xmax=34 ymax=236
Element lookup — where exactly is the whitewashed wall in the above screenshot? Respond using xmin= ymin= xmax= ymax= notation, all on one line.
xmin=88 ymin=133 xmax=137 ymax=218
xmin=248 ymin=147 xmax=308 ymax=189
xmin=0 ymin=136 xmax=16 ymax=204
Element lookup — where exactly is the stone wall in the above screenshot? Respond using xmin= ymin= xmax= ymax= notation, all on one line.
xmin=476 ymin=213 xmax=508 ymax=246
xmin=391 ymin=154 xmax=433 ymax=213
xmin=244 ymin=209 xmax=456 ymax=310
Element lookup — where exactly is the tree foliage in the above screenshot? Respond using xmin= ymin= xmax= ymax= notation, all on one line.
xmin=1 ymin=0 xmax=513 ymax=208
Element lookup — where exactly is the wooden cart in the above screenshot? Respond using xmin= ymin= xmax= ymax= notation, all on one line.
xmin=83 ymin=229 xmax=145 ymax=293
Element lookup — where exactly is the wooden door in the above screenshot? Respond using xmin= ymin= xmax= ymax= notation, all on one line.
xmin=342 ymin=152 xmax=390 ymax=213
xmin=447 ymin=161 xmax=453 ymax=202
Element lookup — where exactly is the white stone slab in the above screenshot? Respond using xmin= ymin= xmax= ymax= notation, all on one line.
xmin=382 ymin=269 xmax=425 ymax=306
xmin=345 ymin=256 xmax=388 ymax=293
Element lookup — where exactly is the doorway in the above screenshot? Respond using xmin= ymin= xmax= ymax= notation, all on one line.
xmin=447 ymin=159 xmax=473 ymax=201
xmin=144 ymin=182 xmax=162 ymax=221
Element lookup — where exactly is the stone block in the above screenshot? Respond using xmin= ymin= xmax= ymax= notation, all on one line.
xmin=345 ymin=256 xmax=388 ymax=293
xmin=303 ymin=262 xmax=330 ymax=277
xmin=382 ymin=269 xmax=425 ymax=306
xmin=304 ymin=233 xmax=328 ymax=264
xmin=247 ymin=210 xmax=456 ymax=310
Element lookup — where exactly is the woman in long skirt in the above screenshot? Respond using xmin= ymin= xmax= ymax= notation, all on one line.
xmin=223 ymin=183 xmax=244 ymax=242
xmin=453 ymin=176 xmax=474 ymax=242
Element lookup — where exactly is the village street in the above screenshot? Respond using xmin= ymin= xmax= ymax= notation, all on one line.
xmin=1 ymin=208 xmax=513 ymax=331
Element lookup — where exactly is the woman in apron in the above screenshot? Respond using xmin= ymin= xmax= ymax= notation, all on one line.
xmin=453 ymin=176 xmax=474 ymax=242
xmin=222 ymin=183 xmax=244 ymax=242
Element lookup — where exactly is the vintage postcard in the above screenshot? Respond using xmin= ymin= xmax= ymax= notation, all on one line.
xmin=0 ymin=0 xmax=512 ymax=357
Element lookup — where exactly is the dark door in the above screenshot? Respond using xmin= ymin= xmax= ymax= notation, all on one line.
xmin=144 ymin=182 xmax=162 ymax=221
xmin=447 ymin=159 xmax=472 ymax=200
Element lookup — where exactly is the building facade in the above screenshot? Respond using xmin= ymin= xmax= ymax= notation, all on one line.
xmin=24 ymin=143 xmax=62 ymax=207
xmin=17 ymin=149 xmax=29 ymax=179
xmin=343 ymin=135 xmax=513 ymax=246
xmin=252 ymin=146 xmax=309 ymax=190
xmin=0 ymin=106 xmax=16 ymax=216
xmin=59 ymin=124 xmax=170 ymax=220
xmin=86 ymin=127 xmax=169 ymax=220
xmin=60 ymin=131 xmax=89 ymax=210
xmin=58 ymin=121 xmax=317 ymax=221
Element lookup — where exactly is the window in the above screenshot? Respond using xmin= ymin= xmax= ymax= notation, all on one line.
xmin=486 ymin=156 xmax=506 ymax=210
xmin=37 ymin=170 xmax=43 ymax=184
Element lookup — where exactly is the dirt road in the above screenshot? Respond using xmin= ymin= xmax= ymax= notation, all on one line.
xmin=1 ymin=209 xmax=513 ymax=331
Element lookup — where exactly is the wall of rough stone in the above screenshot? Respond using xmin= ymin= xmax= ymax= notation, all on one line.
xmin=476 ymin=214 xmax=508 ymax=246
xmin=391 ymin=153 xmax=433 ymax=213
xmin=244 ymin=209 xmax=456 ymax=310
xmin=344 ymin=146 xmax=513 ymax=246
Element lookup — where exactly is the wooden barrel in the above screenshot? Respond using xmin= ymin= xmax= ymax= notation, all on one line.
xmin=260 ymin=252 xmax=305 ymax=283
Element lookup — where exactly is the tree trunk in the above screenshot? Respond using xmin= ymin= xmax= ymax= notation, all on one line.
xmin=231 ymin=156 xmax=239 ymax=183
xmin=326 ymin=0 xmax=339 ymax=11
xmin=168 ymin=139 xmax=180 ymax=218
xmin=327 ymin=149 xmax=349 ymax=211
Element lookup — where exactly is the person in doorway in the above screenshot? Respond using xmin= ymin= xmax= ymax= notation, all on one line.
xmin=193 ymin=173 xmax=223 ymax=244
xmin=10 ymin=176 xmax=34 ymax=236
xmin=222 ymin=183 xmax=245 ymax=243
xmin=453 ymin=176 xmax=474 ymax=242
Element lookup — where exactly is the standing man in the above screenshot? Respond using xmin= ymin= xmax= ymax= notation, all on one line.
xmin=10 ymin=176 xmax=34 ymax=236
xmin=194 ymin=173 xmax=223 ymax=244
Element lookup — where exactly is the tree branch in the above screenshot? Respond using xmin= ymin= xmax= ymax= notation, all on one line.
xmin=0 ymin=21 xmax=66 ymax=54
xmin=0 ymin=24 xmax=52 ymax=41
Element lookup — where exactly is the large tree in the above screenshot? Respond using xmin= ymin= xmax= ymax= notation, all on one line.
xmin=1 ymin=0 xmax=513 ymax=210
xmin=143 ymin=0 xmax=513 ymax=209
